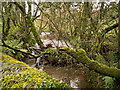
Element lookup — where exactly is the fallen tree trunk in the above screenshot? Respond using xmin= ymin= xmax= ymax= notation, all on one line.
xmin=59 ymin=47 xmax=120 ymax=79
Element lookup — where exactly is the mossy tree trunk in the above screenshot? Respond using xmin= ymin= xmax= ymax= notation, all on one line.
xmin=13 ymin=2 xmax=44 ymax=49
xmin=30 ymin=21 xmax=44 ymax=49
xmin=2 ymin=2 xmax=12 ymax=40
xmin=118 ymin=1 xmax=120 ymax=69
xmin=59 ymin=47 xmax=120 ymax=79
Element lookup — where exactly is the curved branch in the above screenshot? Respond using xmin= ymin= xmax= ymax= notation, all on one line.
xmin=13 ymin=2 xmax=25 ymax=14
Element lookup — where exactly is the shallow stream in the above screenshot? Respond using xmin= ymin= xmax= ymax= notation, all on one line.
xmin=24 ymin=58 xmax=89 ymax=88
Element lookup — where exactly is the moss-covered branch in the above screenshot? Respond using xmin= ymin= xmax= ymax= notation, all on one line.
xmin=59 ymin=47 xmax=120 ymax=79
xmin=102 ymin=23 xmax=118 ymax=37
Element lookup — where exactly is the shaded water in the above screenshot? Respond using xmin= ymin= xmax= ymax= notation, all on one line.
xmin=43 ymin=65 xmax=89 ymax=88
xmin=24 ymin=58 xmax=89 ymax=88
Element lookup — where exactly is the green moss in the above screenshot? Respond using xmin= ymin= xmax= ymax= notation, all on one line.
xmin=76 ymin=48 xmax=86 ymax=55
xmin=1 ymin=68 xmax=68 ymax=88
xmin=60 ymin=47 xmax=120 ymax=79
xmin=2 ymin=54 xmax=29 ymax=67
xmin=1 ymin=54 xmax=69 ymax=89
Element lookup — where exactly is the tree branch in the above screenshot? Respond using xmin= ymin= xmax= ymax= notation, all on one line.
xmin=13 ymin=2 xmax=25 ymax=15
xmin=32 ymin=15 xmax=41 ymax=21
xmin=1 ymin=40 xmax=36 ymax=58
xmin=102 ymin=23 xmax=118 ymax=37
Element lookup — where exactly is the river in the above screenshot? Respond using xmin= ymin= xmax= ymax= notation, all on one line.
xmin=24 ymin=57 xmax=89 ymax=88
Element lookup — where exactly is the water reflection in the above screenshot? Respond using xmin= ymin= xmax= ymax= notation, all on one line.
xmin=70 ymin=78 xmax=79 ymax=88
xmin=24 ymin=57 xmax=89 ymax=88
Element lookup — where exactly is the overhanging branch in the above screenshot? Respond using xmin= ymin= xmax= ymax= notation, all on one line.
xmin=1 ymin=40 xmax=37 ymax=58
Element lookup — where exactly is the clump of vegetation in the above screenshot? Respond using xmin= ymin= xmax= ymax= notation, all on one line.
xmin=0 ymin=54 xmax=69 ymax=89
xmin=39 ymin=48 xmax=75 ymax=66
xmin=88 ymin=70 xmax=118 ymax=88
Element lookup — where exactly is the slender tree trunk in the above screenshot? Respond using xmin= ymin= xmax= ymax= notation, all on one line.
xmin=3 ymin=2 xmax=12 ymax=40
xmin=118 ymin=1 xmax=120 ymax=69
xmin=30 ymin=22 xmax=44 ymax=49
xmin=2 ymin=4 xmax=5 ymax=40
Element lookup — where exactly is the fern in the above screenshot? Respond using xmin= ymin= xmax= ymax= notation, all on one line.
xmin=5 ymin=39 xmax=23 ymax=49
xmin=103 ymin=76 xmax=115 ymax=88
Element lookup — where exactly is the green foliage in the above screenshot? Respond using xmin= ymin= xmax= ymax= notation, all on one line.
xmin=107 ymin=51 xmax=118 ymax=67
xmin=1 ymin=54 xmax=69 ymax=89
xmin=88 ymin=70 xmax=100 ymax=88
xmin=95 ymin=53 xmax=106 ymax=65
xmin=95 ymin=51 xmax=118 ymax=67
xmin=88 ymin=71 xmax=117 ymax=88
xmin=7 ymin=25 xmax=36 ymax=47
xmin=7 ymin=25 xmax=21 ymax=39
xmin=43 ymin=48 xmax=74 ymax=65
xmin=103 ymin=76 xmax=116 ymax=88
xmin=1 ymin=2 xmax=120 ymax=88
xmin=1 ymin=70 xmax=68 ymax=88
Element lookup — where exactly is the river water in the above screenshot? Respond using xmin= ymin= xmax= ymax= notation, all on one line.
xmin=24 ymin=32 xmax=89 ymax=88
xmin=24 ymin=58 xmax=89 ymax=88
xmin=43 ymin=65 xmax=89 ymax=88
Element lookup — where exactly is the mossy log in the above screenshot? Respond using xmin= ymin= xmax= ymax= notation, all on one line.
xmin=0 ymin=53 xmax=68 ymax=89
xmin=59 ymin=47 xmax=120 ymax=79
